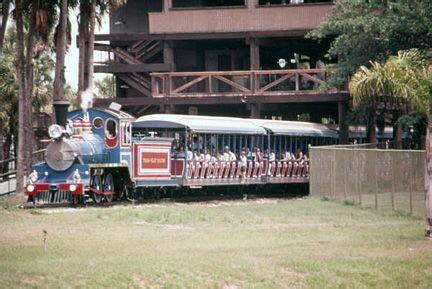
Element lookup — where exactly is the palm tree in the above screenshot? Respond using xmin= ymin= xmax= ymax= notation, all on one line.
xmin=349 ymin=49 xmax=432 ymax=238
xmin=78 ymin=0 xmax=126 ymax=101
xmin=53 ymin=0 xmax=68 ymax=107
xmin=14 ymin=0 xmax=31 ymax=196
xmin=0 ymin=0 xmax=11 ymax=54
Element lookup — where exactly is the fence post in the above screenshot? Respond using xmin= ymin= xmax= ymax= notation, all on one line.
xmin=375 ymin=150 xmax=378 ymax=210
xmin=356 ymin=149 xmax=361 ymax=205
xmin=391 ymin=152 xmax=395 ymax=212
xmin=409 ymin=156 xmax=413 ymax=214
xmin=332 ymin=148 xmax=336 ymax=199
xmin=343 ymin=149 xmax=347 ymax=200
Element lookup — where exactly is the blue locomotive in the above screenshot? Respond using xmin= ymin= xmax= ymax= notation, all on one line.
xmin=26 ymin=105 xmax=135 ymax=204
xmin=25 ymin=103 xmax=338 ymax=204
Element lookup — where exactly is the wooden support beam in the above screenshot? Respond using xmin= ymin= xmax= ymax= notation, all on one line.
xmin=249 ymin=103 xmax=261 ymax=118
xmin=94 ymin=92 xmax=349 ymax=107
xmin=249 ymin=38 xmax=260 ymax=70
xmin=94 ymin=63 xmax=172 ymax=73
xmin=94 ymin=30 xmax=311 ymax=42
xmin=163 ymin=41 xmax=175 ymax=71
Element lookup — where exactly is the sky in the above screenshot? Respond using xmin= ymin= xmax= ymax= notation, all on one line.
xmin=64 ymin=10 xmax=110 ymax=90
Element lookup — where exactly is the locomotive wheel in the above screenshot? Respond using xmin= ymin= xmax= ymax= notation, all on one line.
xmin=91 ymin=174 xmax=102 ymax=204
xmin=103 ymin=173 xmax=115 ymax=203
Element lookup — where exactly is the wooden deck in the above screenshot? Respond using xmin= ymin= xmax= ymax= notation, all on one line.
xmin=151 ymin=69 xmax=340 ymax=98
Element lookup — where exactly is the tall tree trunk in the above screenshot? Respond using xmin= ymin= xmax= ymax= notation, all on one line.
xmin=0 ymin=0 xmax=10 ymax=54
xmin=53 ymin=0 xmax=68 ymax=104
xmin=393 ymin=110 xmax=402 ymax=149
xmin=78 ymin=1 xmax=87 ymax=102
xmin=15 ymin=0 xmax=27 ymax=195
xmin=86 ymin=0 xmax=96 ymax=91
xmin=53 ymin=0 xmax=68 ymax=124
xmin=425 ymin=116 xmax=432 ymax=238
xmin=367 ymin=105 xmax=377 ymax=144
xmin=24 ymin=0 xmax=38 ymax=174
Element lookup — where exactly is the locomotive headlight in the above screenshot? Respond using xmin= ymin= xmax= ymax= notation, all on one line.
xmin=26 ymin=184 xmax=35 ymax=192
xmin=69 ymin=184 xmax=77 ymax=192
xmin=48 ymin=124 xmax=64 ymax=139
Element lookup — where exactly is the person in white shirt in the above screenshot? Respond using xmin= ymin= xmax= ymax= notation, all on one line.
xmin=269 ymin=150 xmax=276 ymax=162
xmin=204 ymin=149 xmax=212 ymax=162
xmin=268 ymin=150 xmax=276 ymax=176
xmin=239 ymin=150 xmax=247 ymax=180
xmin=223 ymin=146 xmax=231 ymax=162
xmin=194 ymin=150 xmax=204 ymax=162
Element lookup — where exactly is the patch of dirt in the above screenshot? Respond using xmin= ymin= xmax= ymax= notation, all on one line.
xmin=131 ymin=273 xmax=153 ymax=289
xmin=220 ymin=282 xmax=240 ymax=289
xmin=29 ymin=198 xmax=303 ymax=213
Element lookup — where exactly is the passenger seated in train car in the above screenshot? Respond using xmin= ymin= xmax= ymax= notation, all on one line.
xmin=280 ymin=149 xmax=289 ymax=161
xmin=268 ymin=149 xmax=277 ymax=176
xmin=216 ymin=150 xmax=224 ymax=161
xmin=286 ymin=151 xmax=296 ymax=161
xmin=191 ymin=136 xmax=203 ymax=151
xmin=223 ymin=146 xmax=237 ymax=162
xmin=175 ymin=146 xmax=186 ymax=158
xmin=194 ymin=150 xmax=204 ymax=162
xmin=295 ymin=150 xmax=309 ymax=176
xmin=204 ymin=148 xmax=212 ymax=162
xmin=186 ymin=147 xmax=194 ymax=161
xmin=269 ymin=150 xmax=276 ymax=162
xmin=252 ymin=147 xmax=264 ymax=163
xmin=210 ymin=149 xmax=218 ymax=162
xmin=245 ymin=147 xmax=253 ymax=160
xmin=239 ymin=150 xmax=247 ymax=181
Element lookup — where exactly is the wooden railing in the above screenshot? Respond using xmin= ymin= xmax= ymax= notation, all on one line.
xmin=151 ymin=69 xmax=331 ymax=98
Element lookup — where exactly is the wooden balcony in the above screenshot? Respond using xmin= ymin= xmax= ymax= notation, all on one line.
xmin=151 ymin=69 xmax=344 ymax=101
xmin=148 ymin=3 xmax=332 ymax=36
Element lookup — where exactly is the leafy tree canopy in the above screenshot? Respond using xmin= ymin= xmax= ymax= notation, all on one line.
xmin=95 ymin=74 xmax=115 ymax=99
xmin=308 ymin=0 xmax=432 ymax=86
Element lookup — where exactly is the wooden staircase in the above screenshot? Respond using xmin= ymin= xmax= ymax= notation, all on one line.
xmin=94 ymin=40 xmax=165 ymax=98
xmin=129 ymin=40 xmax=162 ymax=62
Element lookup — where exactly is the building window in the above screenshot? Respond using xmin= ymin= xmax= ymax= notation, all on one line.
xmin=172 ymin=0 xmax=245 ymax=9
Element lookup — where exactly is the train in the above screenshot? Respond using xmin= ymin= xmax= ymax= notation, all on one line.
xmin=25 ymin=104 xmax=339 ymax=204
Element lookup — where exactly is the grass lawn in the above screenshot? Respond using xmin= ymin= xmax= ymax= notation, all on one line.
xmin=0 ymin=195 xmax=431 ymax=288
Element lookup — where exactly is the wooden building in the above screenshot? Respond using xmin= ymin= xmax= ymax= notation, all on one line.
xmin=94 ymin=0 xmax=349 ymax=142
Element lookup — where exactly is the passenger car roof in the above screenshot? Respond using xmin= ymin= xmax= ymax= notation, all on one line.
xmin=134 ymin=114 xmax=267 ymax=135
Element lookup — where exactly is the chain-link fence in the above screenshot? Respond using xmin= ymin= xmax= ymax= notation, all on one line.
xmin=310 ymin=145 xmax=425 ymax=217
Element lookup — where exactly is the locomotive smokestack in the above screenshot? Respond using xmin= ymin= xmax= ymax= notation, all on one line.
xmin=53 ymin=100 xmax=70 ymax=127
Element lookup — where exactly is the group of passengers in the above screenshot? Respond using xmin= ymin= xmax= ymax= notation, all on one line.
xmin=175 ymin=145 xmax=308 ymax=178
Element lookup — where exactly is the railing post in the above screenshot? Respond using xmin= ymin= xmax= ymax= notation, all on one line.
xmin=295 ymin=72 xmax=300 ymax=92
xmin=163 ymin=75 xmax=171 ymax=97
xmin=251 ymin=71 xmax=256 ymax=95
xmin=151 ymin=76 xmax=157 ymax=96
xmin=208 ymin=75 xmax=213 ymax=94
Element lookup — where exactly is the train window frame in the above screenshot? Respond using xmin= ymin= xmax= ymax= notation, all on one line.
xmin=93 ymin=117 xmax=104 ymax=129
xmin=105 ymin=118 xmax=117 ymax=139
xmin=120 ymin=121 xmax=131 ymax=147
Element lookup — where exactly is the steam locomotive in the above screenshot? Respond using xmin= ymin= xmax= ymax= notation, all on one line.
xmin=25 ymin=103 xmax=338 ymax=204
